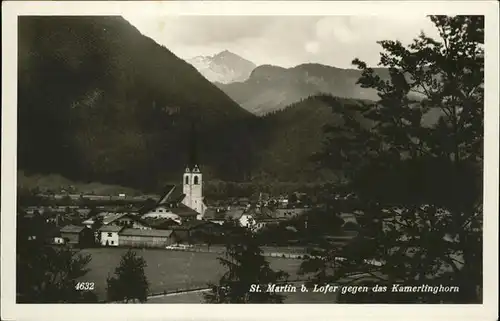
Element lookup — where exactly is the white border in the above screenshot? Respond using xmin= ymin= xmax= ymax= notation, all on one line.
xmin=2 ymin=1 xmax=498 ymax=321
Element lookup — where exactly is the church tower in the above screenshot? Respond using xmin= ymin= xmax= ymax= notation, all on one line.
xmin=181 ymin=122 xmax=206 ymax=218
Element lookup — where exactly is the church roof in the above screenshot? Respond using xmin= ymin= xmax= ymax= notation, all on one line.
xmin=169 ymin=189 xmax=186 ymax=204
xmin=158 ymin=185 xmax=176 ymax=205
xmin=157 ymin=185 xmax=186 ymax=206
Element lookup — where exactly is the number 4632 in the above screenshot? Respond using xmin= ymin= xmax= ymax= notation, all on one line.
xmin=75 ymin=282 xmax=95 ymax=291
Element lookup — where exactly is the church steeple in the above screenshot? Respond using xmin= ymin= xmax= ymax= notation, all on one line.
xmin=182 ymin=120 xmax=205 ymax=218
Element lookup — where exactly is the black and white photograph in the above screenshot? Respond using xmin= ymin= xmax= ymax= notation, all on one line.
xmin=1 ymin=1 xmax=499 ymax=320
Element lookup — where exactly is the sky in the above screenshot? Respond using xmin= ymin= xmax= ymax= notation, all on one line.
xmin=123 ymin=15 xmax=441 ymax=69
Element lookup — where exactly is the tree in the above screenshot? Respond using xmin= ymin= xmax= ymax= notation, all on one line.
xmin=92 ymin=216 xmax=104 ymax=246
xmin=204 ymin=228 xmax=289 ymax=303
xmin=17 ymin=218 xmax=97 ymax=303
xmin=300 ymin=15 xmax=483 ymax=303
xmin=297 ymin=207 xmax=344 ymax=243
xmin=106 ymin=249 xmax=149 ymax=303
xmin=86 ymin=205 xmax=99 ymax=219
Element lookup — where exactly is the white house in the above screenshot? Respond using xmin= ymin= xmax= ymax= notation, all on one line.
xmin=99 ymin=225 xmax=124 ymax=246
xmin=142 ymin=205 xmax=182 ymax=223
xmin=52 ymin=236 xmax=65 ymax=245
xmin=238 ymin=213 xmax=255 ymax=228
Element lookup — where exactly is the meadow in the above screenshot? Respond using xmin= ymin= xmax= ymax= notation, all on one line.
xmin=78 ymin=247 xmax=303 ymax=301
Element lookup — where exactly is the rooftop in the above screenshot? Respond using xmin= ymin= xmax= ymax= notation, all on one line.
xmin=169 ymin=203 xmax=199 ymax=217
xmin=255 ymin=217 xmax=287 ymax=223
xmin=157 ymin=185 xmax=186 ymax=206
xmin=83 ymin=212 xmax=146 ymax=226
xmin=157 ymin=185 xmax=176 ymax=205
xmin=60 ymin=225 xmax=87 ymax=233
xmin=142 ymin=217 xmax=180 ymax=229
xmin=171 ymin=220 xmax=212 ymax=230
xmin=204 ymin=207 xmax=245 ymax=220
xmin=99 ymin=225 xmax=125 ymax=233
xmin=120 ymin=228 xmax=173 ymax=238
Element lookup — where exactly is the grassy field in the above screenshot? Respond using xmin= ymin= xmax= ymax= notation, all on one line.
xmin=78 ymin=247 xmax=303 ymax=301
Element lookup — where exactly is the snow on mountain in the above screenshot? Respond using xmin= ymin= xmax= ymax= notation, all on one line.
xmin=187 ymin=50 xmax=256 ymax=84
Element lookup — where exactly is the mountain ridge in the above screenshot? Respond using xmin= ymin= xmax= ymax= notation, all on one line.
xmin=215 ymin=62 xmax=390 ymax=115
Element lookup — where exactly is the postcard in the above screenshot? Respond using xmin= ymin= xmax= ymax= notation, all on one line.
xmin=1 ymin=1 xmax=498 ymax=321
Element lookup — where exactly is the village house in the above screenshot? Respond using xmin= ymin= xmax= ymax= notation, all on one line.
xmin=142 ymin=202 xmax=199 ymax=224
xmin=118 ymin=228 xmax=178 ymax=248
xmin=275 ymin=207 xmax=307 ymax=219
xmin=99 ymin=225 xmax=124 ymax=246
xmin=142 ymin=203 xmax=179 ymax=220
xmin=207 ymin=218 xmax=227 ymax=225
xmin=278 ymin=196 xmax=289 ymax=207
xmin=52 ymin=235 xmax=66 ymax=245
xmin=229 ymin=205 xmax=306 ymax=232
xmin=142 ymin=217 xmax=180 ymax=230
xmin=203 ymin=207 xmax=246 ymax=225
xmin=237 ymin=197 xmax=250 ymax=207
xmin=339 ymin=213 xmax=359 ymax=232
xmin=59 ymin=225 xmax=94 ymax=247
xmin=75 ymin=208 xmax=92 ymax=218
xmin=24 ymin=206 xmax=46 ymax=215
xmin=171 ymin=220 xmax=224 ymax=244
xmin=82 ymin=212 xmax=151 ymax=230
xmin=109 ymin=213 xmax=151 ymax=229
xmin=252 ymin=217 xmax=287 ymax=232
xmin=238 ymin=213 xmax=255 ymax=228
xmin=44 ymin=225 xmax=65 ymax=245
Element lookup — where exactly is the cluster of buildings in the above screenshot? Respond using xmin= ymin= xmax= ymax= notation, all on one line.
xmin=21 ymin=162 xmax=359 ymax=249
xmin=48 ymin=164 xmax=219 ymax=248
xmin=57 ymin=212 xmax=225 ymax=248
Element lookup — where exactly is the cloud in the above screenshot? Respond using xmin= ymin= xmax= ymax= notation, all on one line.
xmin=124 ymin=15 xmax=440 ymax=68
xmin=305 ymin=41 xmax=320 ymax=54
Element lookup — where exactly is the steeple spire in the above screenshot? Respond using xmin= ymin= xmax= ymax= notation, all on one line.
xmin=188 ymin=120 xmax=198 ymax=169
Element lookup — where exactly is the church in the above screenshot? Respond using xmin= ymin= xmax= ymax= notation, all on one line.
xmin=141 ymin=165 xmax=207 ymax=222
xmin=141 ymin=124 xmax=207 ymax=223
xmin=181 ymin=164 xmax=206 ymax=216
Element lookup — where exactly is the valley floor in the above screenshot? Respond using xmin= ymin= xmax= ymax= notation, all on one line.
xmin=78 ymin=247 xmax=304 ymax=302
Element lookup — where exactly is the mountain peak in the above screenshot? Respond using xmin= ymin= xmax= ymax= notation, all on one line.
xmin=212 ymin=50 xmax=250 ymax=63
xmin=215 ymin=49 xmax=233 ymax=56
xmin=188 ymin=50 xmax=257 ymax=84
xmin=248 ymin=64 xmax=287 ymax=80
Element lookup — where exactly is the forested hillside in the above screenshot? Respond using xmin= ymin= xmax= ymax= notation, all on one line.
xmin=252 ymin=95 xmax=371 ymax=182
xmin=18 ymin=16 xmax=255 ymax=190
